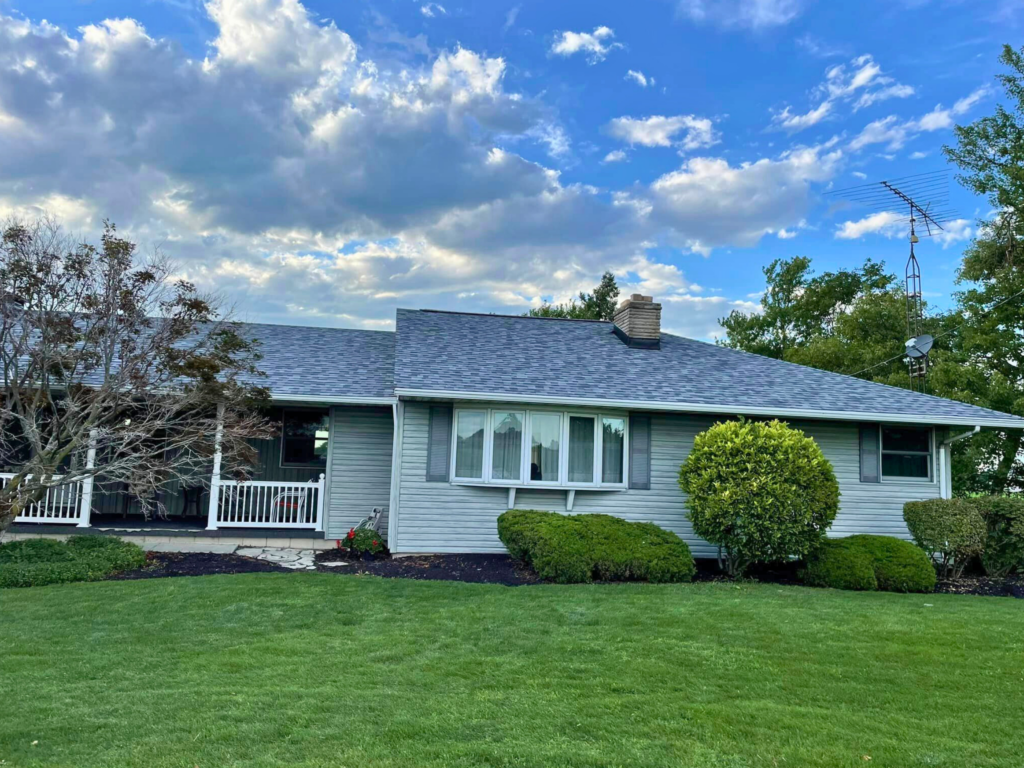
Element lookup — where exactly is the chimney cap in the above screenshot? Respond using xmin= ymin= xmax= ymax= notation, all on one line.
xmin=624 ymin=293 xmax=654 ymax=305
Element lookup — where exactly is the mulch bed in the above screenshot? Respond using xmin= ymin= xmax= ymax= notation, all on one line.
xmin=936 ymin=575 xmax=1024 ymax=598
xmin=105 ymin=550 xmax=1024 ymax=597
xmin=109 ymin=551 xmax=290 ymax=580
xmin=314 ymin=550 xmax=540 ymax=586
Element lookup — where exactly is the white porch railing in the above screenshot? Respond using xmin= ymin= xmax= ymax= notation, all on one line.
xmin=211 ymin=475 xmax=325 ymax=530
xmin=2 ymin=473 xmax=88 ymax=525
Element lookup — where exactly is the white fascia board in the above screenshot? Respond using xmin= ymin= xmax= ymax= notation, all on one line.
xmin=270 ymin=394 xmax=397 ymax=406
xmin=393 ymin=388 xmax=1024 ymax=430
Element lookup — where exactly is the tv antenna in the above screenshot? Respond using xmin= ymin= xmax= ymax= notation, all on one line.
xmin=826 ymin=170 xmax=956 ymax=391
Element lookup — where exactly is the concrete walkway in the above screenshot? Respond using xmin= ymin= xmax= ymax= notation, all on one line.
xmin=142 ymin=542 xmax=346 ymax=571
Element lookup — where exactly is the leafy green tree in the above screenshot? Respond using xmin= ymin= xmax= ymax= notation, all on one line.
xmin=940 ymin=43 xmax=1024 ymax=495
xmin=719 ymin=256 xmax=898 ymax=361
xmin=529 ymin=271 xmax=620 ymax=321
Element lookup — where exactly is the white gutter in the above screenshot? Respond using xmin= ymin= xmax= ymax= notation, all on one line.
xmin=942 ymin=425 xmax=982 ymax=445
xmin=393 ymin=388 xmax=1024 ymax=430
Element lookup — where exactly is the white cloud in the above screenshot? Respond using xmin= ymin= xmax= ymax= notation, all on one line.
xmin=677 ymin=0 xmax=804 ymax=29
xmin=771 ymin=54 xmax=912 ymax=134
xmin=776 ymin=228 xmax=798 ymax=239
xmin=835 ymin=212 xmax=972 ymax=247
xmin=770 ymin=101 xmax=832 ymax=132
xmin=606 ymin=115 xmax=718 ymax=151
xmin=835 ymin=211 xmax=905 ymax=239
xmin=849 ymin=86 xmax=989 ymax=151
xmin=909 ymin=151 xmax=929 ymax=160
xmin=625 ymin=69 xmax=654 ymax=88
xmin=550 ymin=26 xmax=621 ymax=63
xmin=852 ymin=171 xmax=868 ymax=179
xmin=420 ymin=3 xmax=447 ymax=17
xmin=602 ymin=150 xmax=628 ymax=163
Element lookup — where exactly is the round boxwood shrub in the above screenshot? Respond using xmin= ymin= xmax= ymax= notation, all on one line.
xmin=903 ymin=498 xmax=986 ymax=578
xmin=801 ymin=535 xmax=937 ymax=593
xmin=678 ymin=419 xmax=840 ymax=576
xmin=497 ymin=510 xmax=695 ymax=584
xmin=0 ymin=535 xmax=147 ymax=589
xmin=801 ymin=539 xmax=878 ymax=591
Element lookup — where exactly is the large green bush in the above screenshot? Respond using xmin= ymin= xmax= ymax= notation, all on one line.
xmin=802 ymin=535 xmax=937 ymax=593
xmin=971 ymin=496 xmax=1024 ymax=577
xmin=497 ymin=510 xmax=695 ymax=584
xmin=0 ymin=536 xmax=147 ymax=588
xmin=903 ymin=499 xmax=986 ymax=578
xmin=678 ymin=419 xmax=839 ymax=576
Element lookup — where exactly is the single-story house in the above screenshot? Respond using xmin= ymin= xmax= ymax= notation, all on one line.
xmin=8 ymin=295 xmax=1024 ymax=557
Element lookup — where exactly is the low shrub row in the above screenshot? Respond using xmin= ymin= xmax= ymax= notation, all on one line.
xmin=801 ymin=535 xmax=937 ymax=593
xmin=903 ymin=496 xmax=1024 ymax=578
xmin=497 ymin=510 xmax=695 ymax=584
xmin=0 ymin=536 xmax=147 ymax=588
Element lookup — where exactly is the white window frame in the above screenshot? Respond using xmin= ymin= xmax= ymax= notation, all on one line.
xmin=880 ymin=424 xmax=934 ymax=483
xmin=451 ymin=409 xmax=489 ymax=482
xmin=449 ymin=406 xmax=629 ymax=490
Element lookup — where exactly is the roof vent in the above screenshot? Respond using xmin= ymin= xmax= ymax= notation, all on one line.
xmin=613 ymin=294 xmax=661 ymax=349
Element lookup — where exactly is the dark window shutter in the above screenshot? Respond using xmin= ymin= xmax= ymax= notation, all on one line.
xmin=629 ymin=414 xmax=651 ymax=490
xmin=426 ymin=406 xmax=453 ymax=482
xmin=859 ymin=425 xmax=880 ymax=483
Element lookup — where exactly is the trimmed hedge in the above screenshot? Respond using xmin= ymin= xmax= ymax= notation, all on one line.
xmin=497 ymin=510 xmax=695 ymax=584
xmin=802 ymin=535 xmax=937 ymax=593
xmin=972 ymin=496 xmax=1024 ymax=577
xmin=904 ymin=498 xmax=986 ymax=578
xmin=0 ymin=536 xmax=147 ymax=588
xmin=678 ymin=419 xmax=839 ymax=576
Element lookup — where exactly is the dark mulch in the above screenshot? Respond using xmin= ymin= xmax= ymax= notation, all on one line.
xmin=314 ymin=550 xmax=540 ymax=586
xmin=108 ymin=551 xmax=290 ymax=581
xmin=936 ymin=575 xmax=1024 ymax=598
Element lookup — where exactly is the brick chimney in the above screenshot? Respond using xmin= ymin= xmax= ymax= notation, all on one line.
xmin=613 ymin=294 xmax=661 ymax=349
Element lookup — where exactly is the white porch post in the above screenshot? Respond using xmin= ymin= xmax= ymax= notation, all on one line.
xmin=206 ymin=404 xmax=224 ymax=531
xmin=316 ymin=473 xmax=326 ymax=532
xmin=77 ymin=429 xmax=97 ymax=528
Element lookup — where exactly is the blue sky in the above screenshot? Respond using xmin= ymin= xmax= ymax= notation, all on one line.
xmin=0 ymin=0 xmax=1019 ymax=338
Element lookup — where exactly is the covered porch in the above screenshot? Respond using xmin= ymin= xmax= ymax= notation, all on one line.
xmin=3 ymin=405 xmax=331 ymax=534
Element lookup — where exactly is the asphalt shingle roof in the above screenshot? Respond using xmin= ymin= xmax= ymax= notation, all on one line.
xmin=392 ymin=309 xmax=1024 ymax=427
xmin=240 ymin=322 xmax=394 ymax=400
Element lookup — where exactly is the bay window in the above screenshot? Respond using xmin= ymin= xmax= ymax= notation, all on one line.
xmin=450 ymin=408 xmax=629 ymax=488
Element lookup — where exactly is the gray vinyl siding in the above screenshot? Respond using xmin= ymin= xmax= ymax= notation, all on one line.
xmin=394 ymin=403 xmax=942 ymax=556
xmin=324 ymin=406 xmax=394 ymax=540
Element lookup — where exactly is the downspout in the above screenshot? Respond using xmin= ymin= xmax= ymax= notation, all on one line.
xmin=387 ymin=401 xmax=403 ymax=551
xmin=938 ymin=426 xmax=981 ymax=499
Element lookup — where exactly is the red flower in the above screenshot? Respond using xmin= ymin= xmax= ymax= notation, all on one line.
xmin=347 ymin=528 xmax=355 ymax=540
xmin=373 ymin=540 xmax=379 ymax=546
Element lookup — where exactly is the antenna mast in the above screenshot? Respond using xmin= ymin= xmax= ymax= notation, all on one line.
xmin=827 ymin=171 xmax=954 ymax=391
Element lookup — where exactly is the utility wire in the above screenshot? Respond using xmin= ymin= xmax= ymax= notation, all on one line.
xmin=847 ymin=285 xmax=1024 ymax=378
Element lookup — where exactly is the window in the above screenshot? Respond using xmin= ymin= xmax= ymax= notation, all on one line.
xmin=491 ymin=411 xmax=523 ymax=480
xmin=530 ymin=412 xmax=562 ymax=482
xmin=450 ymin=408 xmax=628 ymax=488
xmin=881 ymin=426 xmax=932 ymax=480
xmin=601 ymin=417 xmax=625 ymax=484
xmin=454 ymin=410 xmax=486 ymax=479
xmin=281 ymin=410 xmax=330 ymax=467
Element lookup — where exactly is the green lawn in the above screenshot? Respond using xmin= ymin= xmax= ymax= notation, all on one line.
xmin=2 ymin=574 xmax=1023 ymax=768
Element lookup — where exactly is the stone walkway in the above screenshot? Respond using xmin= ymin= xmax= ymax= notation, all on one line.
xmin=141 ymin=542 xmax=349 ymax=571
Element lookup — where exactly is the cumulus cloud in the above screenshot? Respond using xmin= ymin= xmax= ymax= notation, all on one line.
xmin=677 ymin=0 xmax=804 ymax=29
xmin=420 ymin=3 xmax=447 ymax=17
xmin=0 ymin=0 xmax=843 ymax=338
xmin=770 ymin=102 xmax=833 ymax=132
xmin=606 ymin=115 xmax=718 ymax=151
xmin=602 ymin=150 xmax=628 ymax=163
xmin=625 ymin=69 xmax=654 ymax=88
xmin=549 ymin=26 xmax=621 ymax=63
